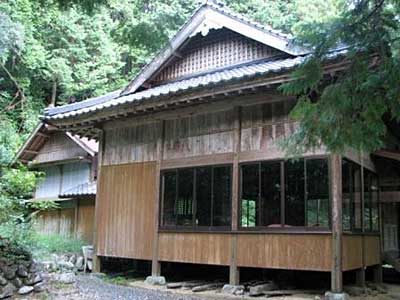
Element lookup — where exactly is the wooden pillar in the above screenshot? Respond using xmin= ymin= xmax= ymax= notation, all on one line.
xmin=355 ymin=268 xmax=365 ymax=287
xmin=358 ymin=154 xmax=366 ymax=287
xmin=229 ymin=107 xmax=241 ymax=285
xmin=331 ymin=153 xmax=343 ymax=293
xmin=372 ymin=264 xmax=383 ymax=284
xmin=92 ymin=129 xmax=105 ymax=273
xmin=74 ymin=199 xmax=79 ymax=239
xmin=151 ymin=120 xmax=165 ymax=277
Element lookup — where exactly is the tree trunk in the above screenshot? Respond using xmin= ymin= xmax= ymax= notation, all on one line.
xmin=50 ymin=80 xmax=57 ymax=107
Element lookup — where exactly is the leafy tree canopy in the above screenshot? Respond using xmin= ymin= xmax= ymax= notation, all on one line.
xmin=280 ymin=0 xmax=400 ymax=154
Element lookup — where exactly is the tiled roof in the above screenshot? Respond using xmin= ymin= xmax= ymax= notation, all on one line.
xmin=45 ymin=89 xmax=122 ymax=118
xmin=59 ymin=181 xmax=97 ymax=198
xmin=44 ymin=56 xmax=306 ymax=120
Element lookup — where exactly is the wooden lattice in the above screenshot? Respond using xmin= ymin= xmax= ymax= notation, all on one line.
xmin=151 ymin=29 xmax=281 ymax=85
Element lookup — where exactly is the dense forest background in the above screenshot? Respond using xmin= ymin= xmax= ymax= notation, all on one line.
xmin=0 ymin=0 xmax=345 ymax=166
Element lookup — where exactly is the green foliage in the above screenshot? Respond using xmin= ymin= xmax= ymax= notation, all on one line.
xmin=30 ymin=233 xmax=85 ymax=259
xmin=29 ymin=200 xmax=59 ymax=211
xmin=0 ymin=166 xmax=41 ymax=248
xmin=0 ymin=12 xmax=23 ymax=63
xmin=105 ymin=276 xmax=130 ymax=285
xmin=280 ymin=0 xmax=400 ymax=154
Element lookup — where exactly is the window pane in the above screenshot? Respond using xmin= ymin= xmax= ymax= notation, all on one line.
xmin=196 ymin=167 xmax=212 ymax=227
xmin=241 ymin=164 xmax=259 ymax=227
xmin=364 ymin=170 xmax=379 ymax=232
xmin=352 ymin=164 xmax=362 ymax=230
xmin=306 ymin=159 xmax=329 ymax=228
xmin=364 ymin=170 xmax=372 ymax=231
xmin=176 ymin=169 xmax=194 ymax=226
xmin=213 ymin=166 xmax=231 ymax=227
xmin=342 ymin=160 xmax=352 ymax=230
xmin=162 ymin=171 xmax=177 ymax=226
xmin=285 ymin=159 xmax=305 ymax=226
xmin=371 ymin=174 xmax=379 ymax=231
xmin=261 ymin=162 xmax=281 ymax=227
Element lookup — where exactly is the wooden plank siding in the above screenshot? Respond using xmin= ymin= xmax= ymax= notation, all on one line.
xmin=35 ymin=199 xmax=95 ymax=243
xmin=342 ymin=235 xmax=363 ymax=271
xmin=96 ymin=162 xmax=156 ymax=259
xmin=34 ymin=132 xmax=88 ymax=164
xmin=103 ymin=123 xmax=160 ymax=165
xmin=158 ymin=232 xmax=231 ymax=265
xmin=364 ymin=235 xmax=381 ymax=266
xmin=237 ymin=234 xmax=332 ymax=271
xmin=76 ymin=199 xmax=95 ymax=244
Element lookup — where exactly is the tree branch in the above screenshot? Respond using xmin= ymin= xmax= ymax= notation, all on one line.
xmin=0 ymin=62 xmax=26 ymax=104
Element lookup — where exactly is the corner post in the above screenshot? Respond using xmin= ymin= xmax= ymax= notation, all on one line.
xmin=329 ymin=153 xmax=346 ymax=298
xmin=358 ymin=153 xmax=366 ymax=287
xmin=147 ymin=120 xmax=166 ymax=285
xmin=92 ymin=128 xmax=105 ymax=273
xmin=229 ymin=106 xmax=241 ymax=286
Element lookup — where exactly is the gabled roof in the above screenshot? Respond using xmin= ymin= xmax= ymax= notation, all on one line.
xmin=43 ymin=1 xmax=349 ymax=130
xmin=45 ymin=56 xmax=306 ymax=120
xmin=13 ymin=122 xmax=98 ymax=165
xmin=121 ymin=0 xmax=308 ymax=96
xmin=43 ymin=49 xmax=347 ymax=122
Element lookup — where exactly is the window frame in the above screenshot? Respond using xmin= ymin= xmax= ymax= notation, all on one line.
xmin=363 ymin=169 xmax=380 ymax=233
xmin=342 ymin=158 xmax=380 ymax=234
xmin=159 ymin=164 xmax=233 ymax=231
xmin=238 ymin=156 xmax=331 ymax=232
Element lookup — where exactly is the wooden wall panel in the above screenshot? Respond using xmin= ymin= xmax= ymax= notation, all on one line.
xmin=34 ymin=132 xmax=87 ymax=164
xmin=97 ymin=162 xmax=156 ymax=260
xmin=35 ymin=166 xmax=61 ymax=199
xmin=77 ymin=199 xmax=95 ymax=244
xmin=35 ymin=210 xmax=61 ymax=235
xmin=163 ymin=110 xmax=234 ymax=160
xmin=59 ymin=208 xmax=75 ymax=237
xmin=61 ymin=162 xmax=91 ymax=193
xmin=103 ymin=123 xmax=160 ymax=165
xmin=342 ymin=235 xmax=363 ymax=271
xmin=35 ymin=208 xmax=75 ymax=238
xmin=364 ymin=236 xmax=380 ymax=266
xmin=158 ymin=233 xmax=231 ymax=265
xmin=237 ymin=234 xmax=332 ymax=271
xmin=240 ymin=100 xmax=297 ymax=152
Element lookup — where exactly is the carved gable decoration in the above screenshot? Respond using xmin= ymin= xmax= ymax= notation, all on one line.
xmin=149 ymin=29 xmax=284 ymax=86
xmin=122 ymin=2 xmax=308 ymax=95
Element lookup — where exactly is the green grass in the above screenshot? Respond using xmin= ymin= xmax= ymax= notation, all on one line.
xmin=105 ymin=276 xmax=130 ymax=286
xmin=30 ymin=233 xmax=85 ymax=260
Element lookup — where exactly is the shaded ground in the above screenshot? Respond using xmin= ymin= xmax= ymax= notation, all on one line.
xmin=12 ymin=274 xmax=400 ymax=300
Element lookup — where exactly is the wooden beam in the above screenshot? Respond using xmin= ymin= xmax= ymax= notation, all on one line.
xmin=74 ymin=199 xmax=79 ymax=239
xmin=36 ymin=132 xmax=50 ymax=138
xmin=330 ymin=153 xmax=343 ymax=293
xmin=93 ymin=128 xmax=105 ymax=273
xmin=151 ymin=120 xmax=165 ymax=277
xmin=229 ymin=106 xmax=241 ymax=285
xmin=23 ymin=149 xmax=39 ymax=155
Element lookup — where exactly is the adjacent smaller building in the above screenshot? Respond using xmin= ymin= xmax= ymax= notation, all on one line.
xmin=14 ymin=123 xmax=98 ymax=244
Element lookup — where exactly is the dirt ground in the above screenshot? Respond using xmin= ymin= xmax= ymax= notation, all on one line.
xmin=12 ymin=274 xmax=400 ymax=300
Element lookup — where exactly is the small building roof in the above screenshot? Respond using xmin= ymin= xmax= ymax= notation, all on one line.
xmin=13 ymin=122 xmax=98 ymax=165
xmin=59 ymin=181 xmax=97 ymax=198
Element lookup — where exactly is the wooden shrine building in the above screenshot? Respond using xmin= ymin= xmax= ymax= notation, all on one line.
xmin=14 ymin=123 xmax=98 ymax=243
xmin=42 ymin=1 xmax=389 ymax=295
